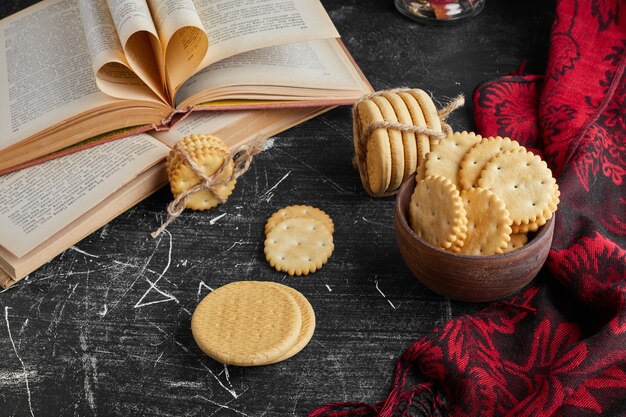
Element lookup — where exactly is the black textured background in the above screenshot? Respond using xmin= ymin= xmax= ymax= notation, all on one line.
xmin=0 ymin=1 xmax=554 ymax=416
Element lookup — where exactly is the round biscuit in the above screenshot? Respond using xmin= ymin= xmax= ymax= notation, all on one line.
xmin=477 ymin=150 xmax=560 ymax=228
xmin=366 ymin=129 xmax=392 ymax=195
xmin=409 ymin=175 xmax=468 ymax=250
xmin=357 ymin=100 xmax=392 ymax=195
xmin=425 ymin=131 xmax=481 ymax=188
xmin=459 ymin=187 xmax=512 ymax=255
xmin=381 ymin=92 xmax=418 ymax=181
xmin=371 ymin=95 xmax=405 ymax=192
xmin=265 ymin=205 xmax=334 ymax=235
xmin=504 ymin=233 xmax=529 ymax=253
xmin=459 ymin=137 xmax=524 ymax=189
xmin=191 ymin=281 xmax=302 ymax=366
xmin=262 ymin=283 xmax=316 ymax=364
xmin=264 ymin=218 xmax=334 ymax=276
xmin=408 ymin=89 xmax=442 ymax=143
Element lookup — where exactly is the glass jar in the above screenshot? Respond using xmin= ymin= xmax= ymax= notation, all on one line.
xmin=394 ymin=0 xmax=485 ymax=23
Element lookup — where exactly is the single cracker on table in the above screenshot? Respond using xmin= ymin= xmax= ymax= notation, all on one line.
xmin=263 ymin=282 xmax=316 ymax=364
xmin=459 ymin=187 xmax=512 ymax=255
xmin=478 ymin=150 xmax=560 ymax=231
xmin=169 ymin=146 xmax=236 ymax=210
xmin=191 ymin=281 xmax=302 ymax=366
xmin=265 ymin=218 xmax=334 ymax=276
xmin=265 ymin=205 xmax=334 ymax=235
xmin=409 ymin=175 xmax=468 ymax=252
xmin=357 ymin=100 xmax=392 ymax=195
xmin=504 ymin=233 xmax=529 ymax=253
xmin=371 ymin=95 xmax=405 ymax=191
xmin=459 ymin=136 xmax=524 ymax=190
xmin=425 ymin=131 xmax=481 ymax=188
xmin=382 ymin=92 xmax=418 ymax=181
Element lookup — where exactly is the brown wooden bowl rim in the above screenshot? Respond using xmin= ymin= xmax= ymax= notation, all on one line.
xmin=395 ymin=176 xmax=555 ymax=260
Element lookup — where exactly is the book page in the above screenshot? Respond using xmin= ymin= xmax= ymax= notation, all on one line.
xmin=0 ymin=0 xmax=120 ymax=150
xmin=175 ymin=39 xmax=361 ymax=107
xmin=147 ymin=0 xmax=208 ymax=97
xmin=194 ymin=0 xmax=340 ymax=68
xmin=79 ymin=0 xmax=163 ymax=102
xmin=0 ymin=134 xmax=169 ymax=258
xmin=104 ymin=0 xmax=165 ymax=101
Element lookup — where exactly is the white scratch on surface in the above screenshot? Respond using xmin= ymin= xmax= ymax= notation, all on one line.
xmin=209 ymin=213 xmax=227 ymax=225
xmin=222 ymin=364 xmax=232 ymax=387
xmin=80 ymin=330 xmax=98 ymax=413
xmin=325 ymin=284 xmax=332 ymax=292
xmin=197 ymin=281 xmax=214 ymax=300
xmin=375 ymin=280 xmax=396 ymax=310
xmin=198 ymin=395 xmax=249 ymax=416
xmin=259 ymin=171 xmax=291 ymax=202
xmin=154 ymin=351 xmax=164 ymax=368
xmin=97 ymin=305 xmax=108 ymax=318
xmin=134 ymin=231 xmax=179 ymax=309
xmin=70 ymin=246 xmax=100 ymax=258
xmin=147 ymin=321 xmax=240 ymax=399
xmin=4 ymin=307 xmax=35 ymax=417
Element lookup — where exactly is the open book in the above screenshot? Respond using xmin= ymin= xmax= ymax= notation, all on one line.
xmin=0 ymin=0 xmax=370 ymax=173
xmin=0 ymin=106 xmax=331 ymax=288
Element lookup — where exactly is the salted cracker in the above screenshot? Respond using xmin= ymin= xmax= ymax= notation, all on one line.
xmin=459 ymin=136 xmax=524 ymax=189
xmin=459 ymin=187 xmax=512 ymax=255
xmin=425 ymin=131 xmax=481 ymax=188
xmin=169 ymin=146 xmax=236 ymax=210
xmin=477 ymin=150 xmax=560 ymax=231
xmin=409 ymin=175 xmax=468 ymax=252
xmin=264 ymin=218 xmax=334 ymax=276
xmin=265 ymin=205 xmax=334 ymax=235
xmin=191 ymin=281 xmax=302 ymax=366
xmin=504 ymin=233 xmax=529 ymax=253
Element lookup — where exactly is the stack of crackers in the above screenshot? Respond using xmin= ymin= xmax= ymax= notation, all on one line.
xmin=264 ymin=205 xmax=334 ymax=276
xmin=166 ymin=134 xmax=236 ymax=210
xmin=355 ymin=89 xmax=442 ymax=196
xmin=191 ymin=281 xmax=315 ymax=366
xmin=409 ymin=133 xmax=559 ymax=255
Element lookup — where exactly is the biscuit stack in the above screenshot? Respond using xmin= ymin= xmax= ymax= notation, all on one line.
xmin=354 ymin=89 xmax=443 ymax=196
xmin=409 ymin=133 xmax=560 ymax=255
xmin=166 ymin=134 xmax=236 ymax=210
xmin=191 ymin=281 xmax=315 ymax=366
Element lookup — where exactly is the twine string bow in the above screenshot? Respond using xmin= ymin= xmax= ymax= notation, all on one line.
xmin=151 ymin=137 xmax=267 ymax=238
xmin=352 ymin=88 xmax=465 ymax=197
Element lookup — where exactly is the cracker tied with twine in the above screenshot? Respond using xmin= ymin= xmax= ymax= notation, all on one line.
xmin=152 ymin=134 xmax=266 ymax=238
xmin=353 ymin=88 xmax=465 ymax=197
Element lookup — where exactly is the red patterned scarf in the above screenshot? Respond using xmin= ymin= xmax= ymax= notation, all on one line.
xmin=310 ymin=0 xmax=626 ymax=415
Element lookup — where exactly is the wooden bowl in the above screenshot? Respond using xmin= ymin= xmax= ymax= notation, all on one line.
xmin=394 ymin=177 xmax=554 ymax=302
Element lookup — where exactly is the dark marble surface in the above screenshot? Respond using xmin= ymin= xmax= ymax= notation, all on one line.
xmin=0 ymin=1 xmax=555 ymax=416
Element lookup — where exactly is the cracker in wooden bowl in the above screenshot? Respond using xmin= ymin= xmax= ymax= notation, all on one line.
xmin=477 ymin=150 xmax=560 ymax=232
xmin=425 ymin=131 xmax=481 ymax=188
xmin=459 ymin=187 xmax=512 ymax=255
xmin=459 ymin=136 xmax=524 ymax=190
xmin=408 ymin=175 xmax=467 ymax=252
